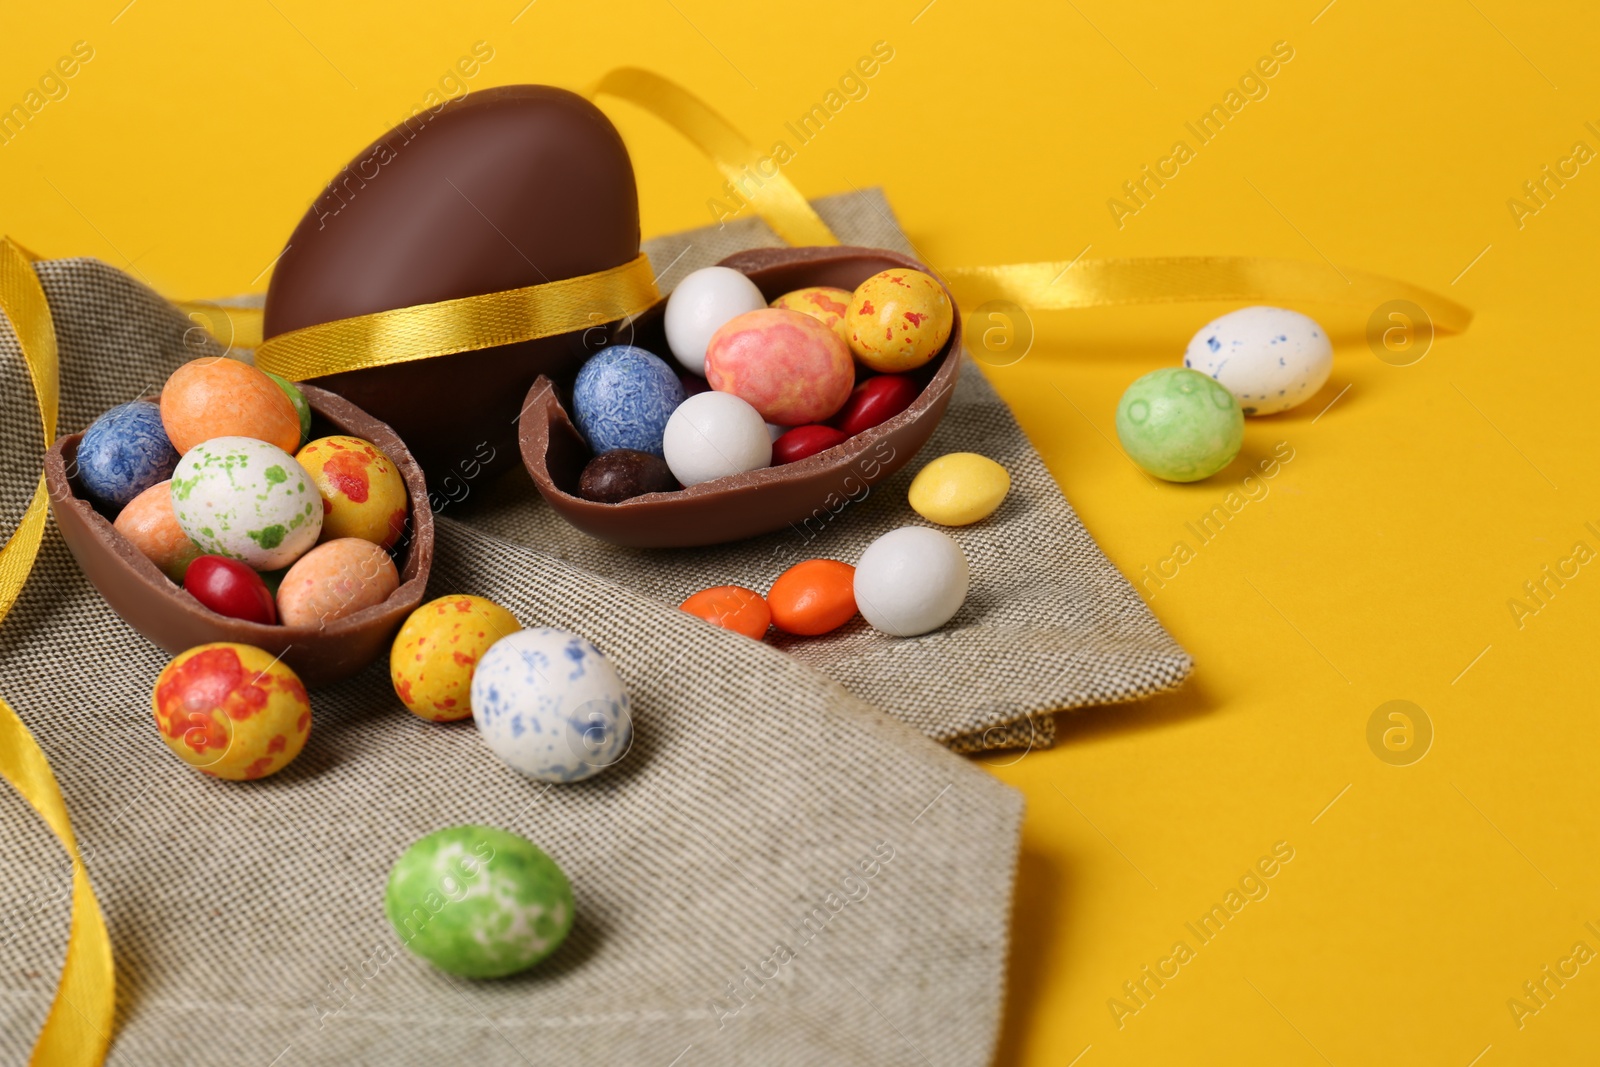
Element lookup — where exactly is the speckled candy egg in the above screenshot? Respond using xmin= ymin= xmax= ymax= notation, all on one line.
xmin=385 ymin=825 xmax=573 ymax=978
xmin=571 ymin=346 xmax=686 ymax=457
xmin=294 ymin=436 xmax=408 ymax=549
xmin=114 ymin=480 xmax=201 ymax=581
xmin=664 ymin=266 xmax=768 ymax=375
xmin=1184 ymin=306 xmax=1333 ymax=415
xmin=705 ymin=308 xmax=854 ymax=425
xmin=159 ymin=357 xmax=301 ymax=455
xmin=76 ymin=400 xmax=179 ymax=510
xmin=170 ymin=436 xmax=322 ymax=569
xmin=772 ymin=286 xmax=852 ymax=343
xmin=845 ymin=269 xmax=954 ymax=373
xmin=151 ymin=642 xmax=311 ymax=780
xmin=1115 ymin=368 xmax=1244 ymax=482
xmin=470 ymin=628 xmax=632 ymax=783
xmin=390 ymin=595 xmax=522 ymax=722
xmin=276 ymin=538 xmax=399 ymax=628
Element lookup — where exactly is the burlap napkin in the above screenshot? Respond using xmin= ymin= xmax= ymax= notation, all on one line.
xmin=456 ymin=188 xmax=1193 ymax=753
xmin=0 ymin=258 xmax=1021 ymax=1064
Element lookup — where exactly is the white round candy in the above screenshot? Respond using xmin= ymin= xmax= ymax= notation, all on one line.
xmin=662 ymin=391 xmax=772 ymax=487
xmin=470 ymin=628 xmax=632 ymax=783
xmin=664 ymin=266 xmax=767 ymax=375
xmin=1183 ymin=306 xmax=1332 ymax=416
xmin=853 ymin=526 xmax=970 ymax=637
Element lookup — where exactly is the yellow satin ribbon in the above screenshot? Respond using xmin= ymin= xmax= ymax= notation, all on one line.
xmin=0 ymin=237 xmax=115 ymax=1066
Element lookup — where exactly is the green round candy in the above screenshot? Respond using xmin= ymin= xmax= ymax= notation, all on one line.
xmin=263 ymin=370 xmax=312 ymax=446
xmin=1115 ymin=367 xmax=1244 ymax=482
xmin=384 ymin=825 xmax=573 ymax=978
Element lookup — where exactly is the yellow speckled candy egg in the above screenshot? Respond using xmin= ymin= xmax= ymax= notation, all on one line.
xmin=845 ymin=269 xmax=953 ymax=373
xmin=771 ymin=286 xmax=852 ymax=344
xmin=390 ymin=595 xmax=522 ymax=722
xmin=295 ymin=436 xmax=409 ymax=549
xmin=908 ymin=452 xmax=1011 ymax=526
xmin=151 ymin=642 xmax=311 ymax=780
xmin=276 ymin=538 xmax=400 ymax=628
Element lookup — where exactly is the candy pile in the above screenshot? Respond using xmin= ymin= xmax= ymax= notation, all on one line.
xmin=82 ymin=357 xmax=412 ymax=627
xmin=567 ymin=264 xmax=954 ymax=501
xmin=1114 ymin=306 xmax=1332 ymax=482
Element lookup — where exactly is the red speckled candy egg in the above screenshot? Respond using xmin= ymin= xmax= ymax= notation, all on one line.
xmin=276 ymin=538 xmax=400 ymax=628
xmin=771 ymin=286 xmax=852 ymax=344
xmin=151 ymin=642 xmax=311 ymax=780
xmin=114 ymin=479 xmax=200 ymax=582
xmin=845 ymin=269 xmax=953 ymax=373
xmin=704 ymin=308 xmax=854 ymax=426
xmin=160 ymin=357 xmax=302 ymax=455
xmin=295 ymin=436 xmax=409 ymax=549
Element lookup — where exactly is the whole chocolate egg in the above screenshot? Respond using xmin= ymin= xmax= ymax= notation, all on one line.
xmin=262 ymin=86 xmax=642 ymax=484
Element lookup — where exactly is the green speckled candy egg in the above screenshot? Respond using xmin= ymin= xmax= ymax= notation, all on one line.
xmin=385 ymin=825 xmax=574 ymax=979
xmin=1115 ymin=367 xmax=1244 ymax=482
xmin=169 ymin=436 xmax=322 ymax=570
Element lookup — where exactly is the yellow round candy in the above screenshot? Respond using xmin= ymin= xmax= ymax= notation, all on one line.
xmin=907 ymin=452 xmax=1011 ymax=526
xmin=295 ymin=436 xmax=409 ymax=549
xmin=390 ymin=595 xmax=521 ymax=722
xmin=771 ymin=286 xmax=852 ymax=344
xmin=845 ymin=269 xmax=954 ymax=373
xmin=151 ymin=643 xmax=311 ymax=780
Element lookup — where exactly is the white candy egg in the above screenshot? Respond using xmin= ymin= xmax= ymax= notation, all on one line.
xmin=470 ymin=628 xmax=632 ymax=783
xmin=1183 ymin=306 xmax=1332 ymax=416
xmin=853 ymin=526 xmax=970 ymax=637
xmin=169 ymin=436 xmax=322 ymax=569
xmin=662 ymin=391 xmax=772 ymax=486
xmin=664 ymin=266 xmax=767 ymax=375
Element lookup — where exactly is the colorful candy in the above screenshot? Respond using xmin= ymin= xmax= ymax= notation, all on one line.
xmin=571 ymin=345 xmax=686 ymax=457
xmin=908 ymin=453 xmax=1011 ymax=526
xmin=772 ymin=425 xmax=849 ymax=465
xmin=1115 ymin=368 xmax=1244 ymax=482
xmin=853 ymin=526 xmax=970 ymax=637
xmin=183 ymin=555 xmax=277 ymax=624
xmin=264 ymin=371 xmax=312 ymax=445
xmin=831 ymin=373 xmax=920 ymax=437
xmin=113 ymin=480 xmax=200 ymax=581
xmin=471 ymin=628 xmax=633 ymax=782
xmin=390 ymin=595 xmax=521 ymax=722
xmin=159 ymin=357 xmax=301 ymax=455
xmin=845 ymin=269 xmax=953 ymax=373
xmin=151 ymin=642 xmax=311 ymax=780
xmin=662 ymin=392 xmax=772 ymax=487
xmin=767 ymin=560 xmax=857 ymax=635
xmin=680 ymin=585 xmax=770 ymax=640
xmin=276 ymin=538 xmax=399 ymax=628
xmin=170 ymin=436 xmax=322 ymax=569
xmin=294 ymin=436 xmax=408 ymax=549
xmin=705 ymin=308 xmax=854 ymax=426
xmin=1183 ymin=306 xmax=1332 ymax=415
xmin=578 ymin=449 xmax=676 ymax=503
xmin=771 ymin=286 xmax=852 ymax=343
xmin=664 ymin=266 xmax=768 ymax=375
xmin=76 ymin=400 xmax=179 ymax=510
xmin=385 ymin=825 xmax=573 ymax=978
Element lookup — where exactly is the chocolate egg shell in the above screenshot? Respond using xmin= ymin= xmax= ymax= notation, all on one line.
xmin=46 ymin=385 xmax=433 ymax=688
xmin=262 ymin=85 xmax=641 ymax=485
xmin=519 ymin=246 xmax=962 ymax=548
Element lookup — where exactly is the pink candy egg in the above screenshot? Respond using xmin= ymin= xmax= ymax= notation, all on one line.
xmin=276 ymin=538 xmax=399 ymax=628
xmin=704 ymin=308 xmax=854 ymax=426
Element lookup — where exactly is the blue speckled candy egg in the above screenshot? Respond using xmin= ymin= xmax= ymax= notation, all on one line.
xmin=76 ymin=401 xmax=178 ymax=510
xmin=169 ymin=436 xmax=322 ymax=570
xmin=1183 ymin=306 xmax=1333 ymax=416
xmin=571 ymin=346 xmax=685 ymax=457
xmin=470 ymin=628 xmax=632 ymax=783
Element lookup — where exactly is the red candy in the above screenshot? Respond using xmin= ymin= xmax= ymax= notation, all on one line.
xmin=184 ymin=555 xmax=277 ymax=625
xmin=772 ymin=425 xmax=849 ymax=464
xmin=831 ymin=374 xmax=920 ymax=437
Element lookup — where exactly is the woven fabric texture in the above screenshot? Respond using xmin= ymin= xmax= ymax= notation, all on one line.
xmin=0 ymin=258 xmax=1022 ymax=1064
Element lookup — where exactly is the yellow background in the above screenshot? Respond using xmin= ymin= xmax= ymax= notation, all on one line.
xmin=5 ymin=1 xmax=1599 ymax=1063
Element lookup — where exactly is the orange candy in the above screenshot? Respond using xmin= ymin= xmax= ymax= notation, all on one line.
xmin=680 ymin=585 xmax=771 ymax=640
xmin=767 ymin=559 xmax=857 ymax=635
xmin=160 ymin=357 xmax=302 ymax=455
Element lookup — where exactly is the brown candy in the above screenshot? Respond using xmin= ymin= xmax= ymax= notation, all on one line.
xmin=578 ymin=450 xmax=677 ymax=503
